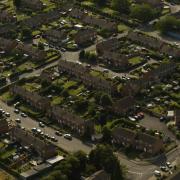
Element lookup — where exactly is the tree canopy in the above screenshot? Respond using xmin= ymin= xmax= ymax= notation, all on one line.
xmin=111 ymin=0 xmax=130 ymax=14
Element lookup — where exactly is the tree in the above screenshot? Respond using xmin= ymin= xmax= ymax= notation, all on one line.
xmin=21 ymin=27 xmax=32 ymax=40
xmin=130 ymin=4 xmax=155 ymax=23
xmin=74 ymin=151 xmax=87 ymax=171
xmin=111 ymin=0 xmax=130 ymax=14
xmin=79 ymin=50 xmax=85 ymax=59
xmin=102 ymin=126 xmax=112 ymax=144
xmin=156 ymin=16 xmax=180 ymax=34
xmin=89 ymin=144 xmax=124 ymax=180
xmin=100 ymin=93 xmax=112 ymax=106
xmin=13 ymin=0 xmax=21 ymax=8
xmin=38 ymin=42 xmax=45 ymax=50
xmin=94 ymin=0 xmax=107 ymax=6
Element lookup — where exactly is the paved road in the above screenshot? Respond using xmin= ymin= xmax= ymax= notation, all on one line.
xmin=1 ymin=100 xmax=180 ymax=179
xmin=0 ymin=101 xmax=93 ymax=154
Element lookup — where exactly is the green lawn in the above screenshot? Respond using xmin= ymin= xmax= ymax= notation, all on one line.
xmin=51 ymin=96 xmax=64 ymax=105
xmin=128 ymin=56 xmax=144 ymax=65
xmin=63 ymin=81 xmax=77 ymax=89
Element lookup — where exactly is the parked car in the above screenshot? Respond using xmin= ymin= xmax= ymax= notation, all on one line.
xmin=166 ymin=162 xmax=173 ymax=168
xmin=14 ymin=109 xmax=19 ymax=114
xmin=160 ymin=166 xmax=169 ymax=172
xmin=154 ymin=170 xmax=161 ymax=177
xmin=51 ymin=136 xmax=58 ymax=142
xmin=39 ymin=122 xmax=45 ymax=128
xmin=21 ymin=113 xmax=27 ymax=118
xmin=5 ymin=112 xmax=10 ymax=117
xmin=64 ymin=134 xmax=72 ymax=140
xmin=15 ymin=118 xmax=21 ymax=123
xmin=55 ymin=131 xmax=62 ymax=136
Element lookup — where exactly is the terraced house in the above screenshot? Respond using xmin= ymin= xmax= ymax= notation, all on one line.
xmin=58 ymin=60 xmax=116 ymax=94
xmin=20 ymin=0 xmax=44 ymax=11
xmin=10 ymin=126 xmax=57 ymax=159
xmin=10 ymin=85 xmax=50 ymax=112
xmin=48 ymin=106 xmax=94 ymax=136
xmin=14 ymin=43 xmax=46 ymax=60
xmin=121 ymin=62 xmax=177 ymax=96
xmin=74 ymin=28 xmax=97 ymax=46
xmin=112 ymin=127 xmax=164 ymax=154
xmin=69 ymin=8 xmax=117 ymax=32
xmin=10 ymin=85 xmax=94 ymax=136
xmin=127 ymin=31 xmax=180 ymax=58
xmin=0 ymin=10 xmax=16 ymax=24
xmin=43 ymin=29 xmax=67 ymax=46
xmin=0 ymin=37 xmax=17 ymax=52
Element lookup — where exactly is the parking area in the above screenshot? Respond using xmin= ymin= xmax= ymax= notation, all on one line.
xmin=139 ymin=114 xmax=176 ymax=141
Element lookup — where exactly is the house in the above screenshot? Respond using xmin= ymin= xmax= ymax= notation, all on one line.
xmin=0 ymin=118 xmax=9 ymax=134
xmin=121 ymin=62 xmax=177 ymax=96
xmin=20 ymin=0 xmax=44 ymax=11
xmin=85 ymin=170 xmax=111 ymax=180
xmin=127 ymin=31 xmax=180 ymax=58
xmin=175 ymin=109 xmax=180 ymax=128
xmin=112 ymin=96 xmax=136 ymax=114
xmin=112 ymin=127 xmax=164 ymax=154
xmin=96 ymin=38 xmax=120 ymax=55
xmin=0 ymin=24 xmax=17 ymax=38
xmin=58 ymin=60 xmax=116 ymax=94
xmin=39 ymin=70 xmax=53 ymax=83
xmin=48 ymin=106 xmax=94 ymax=136
xmin=74 ymin=28 xmax=97 ymax=46
xmin=135 ymin=0 xmax=163 ymax=8
xmin=43 ymin=29 xmax=67 ymax=46
xmin=10 ymin=85 xmax=94 ymax=136
xmin=0 ymin=10 xmax=16 ymax=24
xmin=10 ymin=126 xmax=57 ymax=159
xmin=112 ymin=127 xmax=136 ymax=147
xmin=20 ymin=9 xmax=61 ymax=29
xmin=134 ymin=132 xmax=164 ymax=154
xmin=0 ymin=37 xmax=17 ymax=53
xmin=69 ymin=8 xmax=117 ymax=32
xmin=15 ymin=43 xmax=46 ymax=60
xmin=99 ymin=51 xmax=129 ymax=69
xmin=10 ymin=85 xmax=50 ymax=112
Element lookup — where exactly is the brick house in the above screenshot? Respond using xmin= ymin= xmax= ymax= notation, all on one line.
xmin=10 ymin=85 xmax=50 ymax=112
xmin=96 ymin=38 xmax=120 ymax=55
xmin=99 ymin=51 xmax=129 ymax=69
xmin=85 ymin=170 xmax=111 ymax=180
xmin=69 ymin=8 xmax=117 ymax=32
xmin=175 ymin=109 xmax=180 ymax=128
xmin=112 ymin=96 xmax=136 ymax=115
xmin=20 ymin=9 xmax=61 ymax=29
xmin=121 ymin=62 xmax=177 ymax=96
xmin=15 ymin=43 xmax=46 ymax=60
xmin=20 ymin=0 xmax=44 ymax=11
xmin=134 ymin=132 xmax=164 ymax=154
xmin=74 ymin=28 xmax=97 ymax=46
xmin=10 ymin=85 xmax=94 ymax=136
xmin=112 ymin=127 xmax=136 ymax=147
xmin=58 ymin=60 xmax=116 ymax=94
xmin=112 ymin=127 xmax=164 ymax=155
xmin=43 ymin=29 xmax=67 ymax=46
xmin=0 ymin=10 xmax=16 ymax=24
xmin=0 ymin=24 xmax=17 ymax=38
xmin=127 ymin=31 xmax=180 ymax=58
xmin=48 ymin=106 xmax=94 ymax=136
xmin=10 ymin=126 xmax=57 ymax=159
xmin=0 ymin=118 xmax=9 ymax=134
xmin=135 ymin=0 xmax=163 ymax=8
xmin=0 ymin=37 xmax=17 ymax=52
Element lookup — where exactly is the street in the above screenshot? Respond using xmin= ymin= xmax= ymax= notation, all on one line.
xmin=1 ymin=100 xmax=180 ymax=180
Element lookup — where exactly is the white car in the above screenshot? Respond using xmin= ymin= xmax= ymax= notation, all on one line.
xmin=64 ymin=134 xmax=72 ymax=140
xmin=154 ymin=170 xmax=161 ymax=177
xmin=15 ymin=118 xmax=21 ymax=123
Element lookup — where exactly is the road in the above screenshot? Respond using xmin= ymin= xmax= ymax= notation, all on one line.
xmin=1 ymin=100 xmax=180 ymax=180
xmin=0 ymin=101 xmax=93 ymax=154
